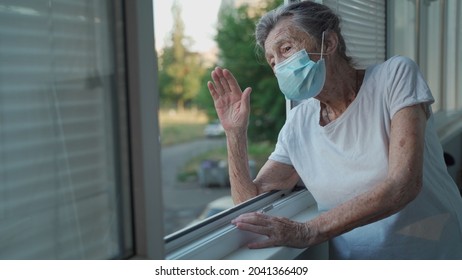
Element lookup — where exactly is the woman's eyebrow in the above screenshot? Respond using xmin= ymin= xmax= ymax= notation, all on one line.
xmin=264 ymin=37 xmax=289 ymax=59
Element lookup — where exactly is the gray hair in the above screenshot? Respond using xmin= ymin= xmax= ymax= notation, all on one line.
xmin=255 ymin=1 xmax=352 ymax=63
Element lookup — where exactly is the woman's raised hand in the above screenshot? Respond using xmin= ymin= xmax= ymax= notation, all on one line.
xmin=207 ymin=67 xmax=252 ymax=135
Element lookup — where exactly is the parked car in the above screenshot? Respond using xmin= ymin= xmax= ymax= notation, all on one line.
xmin=197 ymin=159 xmax=229 ymax=188
xmin=197 ymin=159 xmax=257 ymax=188
xmin=188 ymin=196 xmax=235 ymax=226
xmin=204 ymin=120 xmax=225 ymax=137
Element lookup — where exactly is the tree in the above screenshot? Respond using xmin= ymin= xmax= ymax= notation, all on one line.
xmin=158 ymin=0 xmax=206 ymax=110
xmin=197 ymin=0 xmax=285 ymax=142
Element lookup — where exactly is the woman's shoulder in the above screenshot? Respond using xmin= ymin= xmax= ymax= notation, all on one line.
xmin=385 ymin=55 xmax=417 ymax=65
xmin=364 ymin=55 xmax=420 ymax=86
xmin=371 ymin=55 xmax=419 ymax=75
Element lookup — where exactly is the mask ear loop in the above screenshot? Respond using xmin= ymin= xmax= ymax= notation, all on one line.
xmin=305 ymin=31 xmax=326 ymax=58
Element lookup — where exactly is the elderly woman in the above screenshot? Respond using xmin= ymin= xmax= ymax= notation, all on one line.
xmin=207 ymin=1 xmax=462 ymax=259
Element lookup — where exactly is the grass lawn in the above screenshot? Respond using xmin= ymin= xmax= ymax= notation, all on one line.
xmin=159 ymin=108 xmax=275 ymax=182
xmin=159 ymin=108 xmax=208 ymax=146
xmin=178 ymin=141 xmax=274 ymax=182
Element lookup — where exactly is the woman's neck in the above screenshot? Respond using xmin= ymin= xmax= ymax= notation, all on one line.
xmin=316 ymin=59 xmax=362 ymax=125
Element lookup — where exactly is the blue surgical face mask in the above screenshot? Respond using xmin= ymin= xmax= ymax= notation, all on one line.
xmin=274 ymin=33 xmax=326 ymax=101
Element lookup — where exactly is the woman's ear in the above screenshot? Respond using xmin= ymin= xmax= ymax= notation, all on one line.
xmin=323 ymin=31 xmax=338 ymax=55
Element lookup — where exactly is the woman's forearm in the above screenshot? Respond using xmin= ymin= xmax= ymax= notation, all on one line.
xmin=226 ymin=132 xmax=259 ymax=204
xmin=305 ymin=177 xmax=422 ymax=246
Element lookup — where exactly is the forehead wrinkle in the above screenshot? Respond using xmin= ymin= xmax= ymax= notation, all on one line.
xmin=264 ymin=37 xmax=288 ymax=60
xmin=264 ymin=27 xmax=294 ymax=60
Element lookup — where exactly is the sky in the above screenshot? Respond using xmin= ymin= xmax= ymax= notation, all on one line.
xmin=153 ymin=0 xmax=222 ymax=53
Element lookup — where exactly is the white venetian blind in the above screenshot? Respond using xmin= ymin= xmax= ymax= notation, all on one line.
xmin=0 ymin=0 xmax=127 ymax=259
xmin=323 ymin=0 xmax=386 ymax=68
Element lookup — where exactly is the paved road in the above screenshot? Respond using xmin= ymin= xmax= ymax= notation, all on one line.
xmin=161 ymin=137 xmax=230 ymax=235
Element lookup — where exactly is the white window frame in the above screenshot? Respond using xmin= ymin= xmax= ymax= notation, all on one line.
xmin=124 ymin=0 xmax=164 ymax=259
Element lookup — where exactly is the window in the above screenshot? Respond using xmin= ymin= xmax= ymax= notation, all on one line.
xmin=0 ymin=0 xmax=132 ymax=259
xmin=387 ymin=0 xmax=417 ymax=59
xmin=154 ymin=0 xmax=227 ymax=237
xmin=420 ymin=0 xmax=444 ymax=110
xmin=154 ymin=0 xmax=281 ymax=238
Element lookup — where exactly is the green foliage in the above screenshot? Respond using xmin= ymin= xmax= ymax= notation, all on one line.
xmin=195 ymin=67 xmax=218 ymax=118
xmin=208 ymin=0 xmax=286 ymax=142
xmin=178 ymin=141 xmax=275 ymax=182
xmin=158 ymin=1 xmax=207 ymax=110
xmin=160 ymin=0 xmax=286 ymax=141
xmin=160 ymin=123 xmax=207 ymax=146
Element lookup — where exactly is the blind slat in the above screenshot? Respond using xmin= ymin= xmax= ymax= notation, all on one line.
xmin=324 ymin=0 xmax=386 ymax=68
xmin=0 ymin=0 xmax=123 ymax=259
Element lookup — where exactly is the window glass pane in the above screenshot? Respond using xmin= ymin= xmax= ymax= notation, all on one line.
xmin=388 ymin=0 xmax=449 ymax=112
xmin=458 ymin=0 xmax=462 ymax=110
xmin=387 ymin=0 xmax=417 ymax=60
xmin=420 ymin=0 xmax=443 ymax=111
xmin=447 ymin=0 xmax=462 ymax=111
xmin=0 ymin=0 xmax=130 ymax=259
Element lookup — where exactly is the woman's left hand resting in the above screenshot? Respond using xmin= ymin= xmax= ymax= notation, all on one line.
xmin=232 ymin=212 xmax=312 ymax=249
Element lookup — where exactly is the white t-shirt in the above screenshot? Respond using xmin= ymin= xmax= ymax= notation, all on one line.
xmin=269 ymin=56 xmax=462 ymax=259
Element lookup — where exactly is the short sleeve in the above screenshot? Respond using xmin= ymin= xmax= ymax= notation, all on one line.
xmin=268 ymin=121 xmax=293 ymax=166
xmin=387 ymin=56 xmax=435 ymax=119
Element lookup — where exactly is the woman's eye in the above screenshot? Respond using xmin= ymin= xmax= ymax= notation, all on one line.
xmin=281 ymin=46 xmax=291 ymax=53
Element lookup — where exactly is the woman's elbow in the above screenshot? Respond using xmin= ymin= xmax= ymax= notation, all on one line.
xmin=393 ymin=175 xmax=423 ymax=210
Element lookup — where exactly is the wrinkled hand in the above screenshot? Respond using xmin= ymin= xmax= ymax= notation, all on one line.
xmin=207 ymin=67 xmax=252 ymax=134
xmin=231 ymin=212 xmax=311 ymax=249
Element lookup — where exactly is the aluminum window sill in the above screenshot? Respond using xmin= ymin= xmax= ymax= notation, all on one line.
xmin=165 ymin=188 xmax=327 ymax=260
xmin=222 ymin=203 xmax=327 ymax=260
